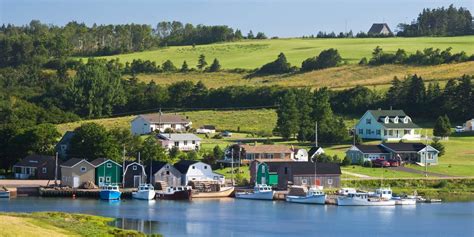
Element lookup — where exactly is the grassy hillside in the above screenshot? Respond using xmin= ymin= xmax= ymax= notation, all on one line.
xmin=99 ymin=36 xmax=474 ymax=69
xmin=133 ymin=61 xmax=474 ymax=89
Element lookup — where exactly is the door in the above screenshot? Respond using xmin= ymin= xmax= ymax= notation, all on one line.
xmin=98 ymin=177 xmax=105 ymax=186
xmin=73 ymin=176 xmax=80 ymax=188
xmin=133 ymin=175 xmax=141 ymax=188
xmin=261 ymin=177 xmax=266 ymax=184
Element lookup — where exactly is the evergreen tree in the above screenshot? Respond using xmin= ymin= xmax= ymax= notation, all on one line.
xmin=247 ymin=30 xmax=255 ymax=39
xmin=256 ymin=52 xmax=291 ymax=75
xmin=234 ymin=29 xmax=243 ymax=40
xmin=180 ymin=60 xmax=189 ymax=72
xmin=431 ymin=138 xmax=445 ymax=157
xmin=162 ymin=59 xmax=177 ymax=72
xmin=276 ymin=90 xmax=299 ymax=140
xmin=208 ymin=58 xmax=221 ymax=72
xmin=433 ymin=115 xmax=451 ymax=137
xmin=311 ymin=88 xmax=347 ymax=143
xmin=296 ymin=89 xmax=313 ymax=141
xmin=197 ymin=54 xmax=207 ymax=70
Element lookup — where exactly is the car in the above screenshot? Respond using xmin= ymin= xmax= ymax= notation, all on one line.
xmin=387 ymin=159 xmax=400 ymax=167
xmin=455 ymin=126 xmax=464 ymax=133
xmin=221 ymin=131 xmax=233 ymax=137
xmin=372 ymin=158 xmax=390 ymax=167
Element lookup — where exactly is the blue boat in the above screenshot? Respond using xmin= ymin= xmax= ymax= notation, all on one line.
xmin=99 ymin=185 xmax=121 ymax=200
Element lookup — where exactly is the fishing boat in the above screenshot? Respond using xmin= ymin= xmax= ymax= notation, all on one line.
xmin=99 ymin=184 xmax=121 ymax=200
xmin=337 ymin=192 xmax=396 ymax=206
xmin=235 ymin=184 xmax=274 ymax=200
xmin=156 ymin=186 xmax=192 ymax=200
xmin=374 ymin=188 xmax=416 ymax=205
xmin=286 ymin=186 xmax=326 ymax=204
xmin=192 ymin=186 xmax=235 ymax=198
xmin=132 ymin=184 xmax=156 ymax=200
xmin=0 ymin=187 xmax=10 ymax=198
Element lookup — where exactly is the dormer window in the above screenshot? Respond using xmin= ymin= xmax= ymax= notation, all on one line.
xmin=394 ymin=116 xmax=399 ymax=123
xmin=404 ymin=117 xmax=411 ymax=123
xmin=384 ymin=117 xmax=389 ymax=123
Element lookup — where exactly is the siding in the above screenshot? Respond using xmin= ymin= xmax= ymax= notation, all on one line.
xmin=61 ymin=162 xmax=95 ymax=188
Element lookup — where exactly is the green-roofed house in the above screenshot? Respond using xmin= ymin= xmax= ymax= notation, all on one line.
xmin=355 ymin=109 xmax=421 ymax=141
xmin=90 ymin=158 xmax=123 ymax=187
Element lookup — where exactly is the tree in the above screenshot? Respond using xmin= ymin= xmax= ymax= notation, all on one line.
xmin=197 ymin=54 xmax=207 ymax=70
xmin=213 ymin=145 xmax=224 ymax=160
xmin=247 ymin=30 xmax=255 ymax=39
xmin=433 ymin=115 xmax=451 ymax=138
xmin=68 ymin=123 xmax=121 ymax=161
xmin=431 ymin=138 xmax=445 ymax=157
xmin=140 ymin=136 xmax=168 ymax=163
xmin=256 ymin=52 xmax=291 ymax=75
xmin=21 ymin=123 xmax=61 ymax=155
xmin=342 ymin=156 xmax=352 ymax=166
xmin=276 ymin=90 xmax=299 ymax=140
xmin=295 ymin=89 xmax=313 ymax=141
xmin=180 ymin=60 xmax=189 ymax=72
xmin=162 ymin=60 xmax=177 ymax=72
xmin=255 ymin=32 xmax=267 ymax=39
xmin=301 ymin=48 xmax=342 ymax=72
xmin=207 ymin=58 xmax=221 ymax=72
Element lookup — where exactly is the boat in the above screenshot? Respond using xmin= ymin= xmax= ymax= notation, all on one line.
xmin=99 ymin=184 xmax=121 ymax=200
xmin=0 ymin=187 xmax=10 ymax=198
xmin=337 ymin=192 xmax=396 ymax=206
xmin=392 ymin=197 xmax=417 ymax=205
xmin=374 ymin=188 xmax=416 ymax=205
xmin=132 ymin=184 xmax=156 ymax=200
xmin=235 ymin=184 xmax=274 ymax=200
xmin=338 ymin=187 xmax=357 ymax=196
xmin=286 ymin=186 xmax=326 ymax=204
xmin=156 ymin=186 xmax=192 ymax=200
xmin=192 ymin=186 xmax=235 ymax=198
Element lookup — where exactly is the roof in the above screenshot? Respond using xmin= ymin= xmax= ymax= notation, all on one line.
xmin=200 ymin=125 xmax=216 ymax=129
xmin=173 ymin=160 xmax=199 ymax=174
xmin=368 ymin=23 xmax=392 ymax=34
xmin=90 ymin=158 xmax=122 ymax=168
xmin=156 ymin=133 xmax=202 ymax=141
xmin=381 ymin=143 xmax=428 ymax=152
xmin=369 ymin=109 xmax=406 ymax=118
xmin=241 ymin=144 xmax=293 ymax=154
xmin=61 ymin=158 xmax=91 ymax=168
xmin=138 ymin=114 xmax=190 ymax=124
xmin=56 ymin=131 xmax=75 ymax=146
xmin=14 ymin=154 xmax=55 ymax=168
xmin=263 ymin=162 xmax=341 ymax=175
xmin=123 ymin=161 xmax=146 ymax=175
xmin=145 ymin=161 xmax=169 ymax=177
xmin=308 ymin=146 xmax=323 ymax=157
xmin=353 ymin=145 xmax=389 ymax=154
xmin=367 ymin=110 xmax=419 ymax=129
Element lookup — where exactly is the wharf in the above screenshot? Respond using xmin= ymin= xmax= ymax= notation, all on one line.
xmin=39 ymin=187 xmax=135 ymax=199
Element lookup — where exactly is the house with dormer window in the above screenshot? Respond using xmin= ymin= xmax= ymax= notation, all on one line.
xmin=355 ymin=109 xmax=421 ymax=141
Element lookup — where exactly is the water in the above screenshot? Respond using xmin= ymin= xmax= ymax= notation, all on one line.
xmin=1 ymin=197 xmax=473 ymax=237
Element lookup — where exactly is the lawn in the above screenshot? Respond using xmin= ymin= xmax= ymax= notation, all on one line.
xmin=341 ymin=166 xmax=424 ymax=178
xmin=132 ymin=62 xmax=474 ymax=89
xmin=97 ymin=36 xmax=474 ymax=69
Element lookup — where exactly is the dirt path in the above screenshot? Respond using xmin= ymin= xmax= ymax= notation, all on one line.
xmin=387 ymin=166 xmax=453 ymax=178
xmin=0 ymin=180 xmax=52 ymax=188
xmin=341 ymin=171 xmax=371 ymax=178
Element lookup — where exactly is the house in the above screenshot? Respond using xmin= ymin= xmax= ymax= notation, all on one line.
xmin=55 ymin=131 xmax=75 ymax=160
xmin=196 ymin=125 xmax=216 ymax=134
xmin=463 ymin=119 xmax=474 ymax=131
xmin=13 ymin=154 xmax=59 ymax=180
xmin=90 ymin=158 xmax=122 ymax=187
xmin=355 ymin=109 xmax=421 ymax=141
xmin=60 ymin=158 xmax=95 ymax=188
xmin=293 ymin=148 xmax=309 ymax=162
xmin=250 ymin=160 xmax=341 ymax=189
xmin=123 ymin=161 xmax=147 ymax=188
xmin=131 ymin=113 xmax=191 ymax=135
xmin=345 ymin=143 xmax=439 ymax=165
xmin=346 ymin=145 xmax=391 ymax=164
xmin=174 ymin=160 xmax=225 ymax=185
xmin=156 ymin=133 xmax=201 ymax=151
xmin=368 ymin=23 xmax=393 ymax=36
xmin=307 ymin=146 xmax=325 ymax=162
xmin=237 ymin=144 xmax=295 ymax=164
xmin=145 ymin=161 xmax=182 ymax=188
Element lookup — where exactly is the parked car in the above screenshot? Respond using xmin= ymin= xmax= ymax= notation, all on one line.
xmin=372 ymin=158 xmax=390 ymax=167
xmin=387 ymin=159 xmax=400 ymax=167
xmin=455 ymin=126 xmax=464 ymax=133
xmin=221 ymin=131 xmax=233 ymax=137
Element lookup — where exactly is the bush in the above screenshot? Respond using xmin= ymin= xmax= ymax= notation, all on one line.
xmin=434 ymin=180 xmax=448 ymax=189
xmin=363 ymin=160 xmax=373 ymax=167
xmin=255 ymin=52 xmax=291 ymax=75
xmin=301 ymin=48 xmax=342 ymax=72
xmin=341 ymin=156 xmax=352 ymax=166
xmin=212 ymin=133 xmax=223 ymax=139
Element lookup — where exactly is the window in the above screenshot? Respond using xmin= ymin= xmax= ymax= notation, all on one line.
xmin=366 ymin=118 xmax=371 ymax=124
xmin=133 ymin=165 xmax=137 ymax=171
xmin=42 ymin=167 xmax=47 ymax=173
xmin=184 ymin=141 xmax=188 ymax=146
xmin=376 ymin=129 xmax=381 ymax=135
xmin=327 ymin=178 xmax=333 ymax=185
xmin=302 ymin=179 xmax=307 ymax=184
xmin=385 ymin=117 xmax=389 ymax=123
xmin=107 ymin=163 xmax=112 ymax=168
xmin=366 ymin=129 xmax=371 ymax=134
xmin=404 ymin=130 xmax=410 ymax=135
xmin=384 ymin=130 xmax=387 ymax=136
xmin=358 ymin=129 xmax=363 ymax=134
xmin=174 ymin=141 xmax=179 ymax=147
xmin=204 ymin=165 xmax=208 ymax=169
xmin=166 ymin=171 xmax=170 ymax=175
xmin=388 ymin=130 xmax=393 ymax=136
xmin=364 ymin=154 xmax=369 ymax=158
xmin=166 ymin=165 xmax=169 ymax=168
xmin=394 ymin=117 xmax=399 ymax=123
xmin=261 ymin=166 xmax=265 ymax=174
xmin=192 ymin=140 xmax=196 ymax=144
xmin=284 ymin=167 xmax=288 ymax=174
xmin=106 ymin=177 xmax=111 ymax=182
xmin=80 ymin=166 xmax=87 ymax=173
xmin=192 ymin=166 xmax=195 ymax=169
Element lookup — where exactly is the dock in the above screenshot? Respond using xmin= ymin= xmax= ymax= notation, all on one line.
xmin=39 ymin=187 xmax=135 ymax=199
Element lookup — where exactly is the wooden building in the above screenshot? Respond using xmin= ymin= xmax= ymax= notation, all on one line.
xmin=60 ymin=158 xmax=95 ymax=188
xmin=90 ymin=158 xmax=123 ymax=187
xmin=123 ymin=161 xmax=147 ymax=188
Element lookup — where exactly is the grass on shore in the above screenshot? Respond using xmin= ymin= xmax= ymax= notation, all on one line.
xmin=0 ymin=212 xmax=149 ymax=237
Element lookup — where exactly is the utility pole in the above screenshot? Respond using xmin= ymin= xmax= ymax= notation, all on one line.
xmin=231 ymin=148 xmax=234 ymax=186
xmin=315 ymin=122 xmax=318 ymax=147
xmin=425 ymin=129 xmax=428 ymax=177
xmin=122 ymin=146 xmax=126 ymax=187
xmin=54 ymin=152 xmax=58 ymax=187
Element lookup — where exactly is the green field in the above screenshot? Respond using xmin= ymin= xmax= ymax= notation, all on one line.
xmin=99 ymin=37 xmax=474 ymax=69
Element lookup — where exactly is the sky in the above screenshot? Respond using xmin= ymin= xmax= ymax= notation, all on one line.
xmin=0 ymin=0 xmax=473 ymax=37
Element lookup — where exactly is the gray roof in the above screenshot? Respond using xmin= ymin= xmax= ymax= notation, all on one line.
xmin=368 ymin=110 xmax=419 ymax=129
xmin=14 ymin=154 xmax=56 ymax=168
xmin=156 ymin=133 xmax=201 ymax=141
xmin=368 ymin=23 xmax=392 ymax=34
xmin=138 ymin=113 xmax=190 ymax=124
xmin=353 ymin=145 xmax=389 ymax=154
xmin=61 ymin=158 xmax=87 ymax=167
xmin=381 ymin=143 xmax=428 ymax=152
xmin=264 ymin=162 xmax=341 ymax=175
xmin=56 ymin=131 xmax=75 ymax=146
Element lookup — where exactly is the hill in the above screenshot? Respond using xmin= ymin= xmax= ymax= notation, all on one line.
xmin=99 ymin=36 xmax=474 ymax=69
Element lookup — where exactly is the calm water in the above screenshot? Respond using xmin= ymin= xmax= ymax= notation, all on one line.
xmin=1 ymin=197 xmax=473 ymax=237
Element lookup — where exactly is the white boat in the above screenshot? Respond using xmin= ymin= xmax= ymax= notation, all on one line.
xmin=286 ymin=187 xmax=326 ymax=204
xmin=235 ymin=184 xmax=274 ymax=200
xmin=132 ymin=184 xmax=156 ymax=200
xmin=338 ymin=187 xmax=357 ymax=196
xmin=374 ymin=188 xmax=416 ymax=205
xmin=0 ymin=188 xmax=10 ymax=198
xmin=337 ymin=192 xmax=396 ymax=206
xmin=393 ymin=198 xmax=417 ymax=205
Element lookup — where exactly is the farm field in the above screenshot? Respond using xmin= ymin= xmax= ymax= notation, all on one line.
xmin=132 ymin=62 xmax=474 ymax=89
xmin=97 ymin=36 xmax=474 ymax=69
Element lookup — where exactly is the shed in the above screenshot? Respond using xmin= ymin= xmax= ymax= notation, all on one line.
xmin=123 ymin=161 xmax=147 ymax=188
xmin=90 ymin=158 xmax=123 ymax=187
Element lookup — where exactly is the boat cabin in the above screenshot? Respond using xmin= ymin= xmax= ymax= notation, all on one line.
xmin=375 ymin=188 xmax=393 ymax=199
xmin=101 ymin=185 xmax=120 ymax=191
xmin=138 ymin=184 xmax=154 ymax=191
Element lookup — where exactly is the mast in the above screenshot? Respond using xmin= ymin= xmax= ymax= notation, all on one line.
xmin=314 ymin=122 xmax=317 ymax=187
xmin=315 ymin=122 xmax=318 ymax=147
xmin=54 ymin=152 xmax=58 ymax=187
xmin=231 ymin=148 xmax=234 ymax=186
xmin=425 ymin=129 xmax=428 ymax=177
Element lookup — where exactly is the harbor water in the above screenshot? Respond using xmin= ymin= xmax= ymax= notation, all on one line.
xmin=1 ymin=197 xmax=473 ymax=237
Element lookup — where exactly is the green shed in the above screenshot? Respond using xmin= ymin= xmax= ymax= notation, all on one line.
xmin=256 ymin=163 xmax=278 ymax=186
xmin=91 ymin=158 xmax=123 ymax=187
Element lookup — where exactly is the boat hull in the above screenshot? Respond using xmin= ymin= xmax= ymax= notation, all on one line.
xmin=99 ymin=190 xmax=121 ymax=200
xmin=337 ymin=197 xmax=395 ymax=206
xmin=156 ymin=189 xmax=192 ymax=200
xmin=394 ymin=199 xmax=417 ymax=205
xmin=235 ymin=191 xmax=274 ymax=200
xmin=286 ymin=194 xmax=326 ymax=204
xmin=132 ymin=190 xmax=156 ymax=200
xmin=0 ymin=191 xmax=10 ymax=198
xmin=192 ymin=187 xmax=234 ymax=198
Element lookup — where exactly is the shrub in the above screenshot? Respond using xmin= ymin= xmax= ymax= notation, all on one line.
xmin=363 ymin=160 xmax=373 ymax=167
xmin=341 ymin=156 xmax=352 ymax=166
xmin=434 ymin=180 xmax=448 ymax=189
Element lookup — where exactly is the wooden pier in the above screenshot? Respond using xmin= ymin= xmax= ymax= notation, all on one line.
xmin=39 ymin=188 xmax=134 ymax=199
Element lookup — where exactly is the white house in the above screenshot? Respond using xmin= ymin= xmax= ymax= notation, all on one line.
xmin=174 ymin=160 xmax=225 ymax=185
xmin=355 ymin=109 xmax=421 ymax=141
xmin=156 ymin=133 xmax=201 ymax=151
xmin=131 ymin=113 xmax=192 ymax=135
xmin=308 ymin=146 xmax=325 ymax=161
xmin=293 ymin=148 xmax=309 ymax=162
xmin=463 ymin=119 xmax=474 ymax=131
xmin=196 ymin=125 xmax=216 ymax=134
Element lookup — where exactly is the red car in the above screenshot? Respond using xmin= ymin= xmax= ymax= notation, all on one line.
xmin=372 ymin=158 xmax=390 ymax=167
xmin=387 ymin=159 xmax=401 ymax=167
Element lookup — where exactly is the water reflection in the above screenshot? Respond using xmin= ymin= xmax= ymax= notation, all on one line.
xmin=110 ymin=218 xmax=161 ymax=235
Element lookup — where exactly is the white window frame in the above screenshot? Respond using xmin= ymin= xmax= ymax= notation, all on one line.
xmin=80 ymin=166 xmax=87 ymax=173
xmin=42 ymin=167 xmax=47 ymax=173
xmin=107 ymin=163 xmax=112 ymax=168
xmin=133 ymin=165 xmax=138 ymax=171
xmin=105 ymin=176 xmax=111 ymax=182
xmin=327 ymin=178 xmax=333 ymax=185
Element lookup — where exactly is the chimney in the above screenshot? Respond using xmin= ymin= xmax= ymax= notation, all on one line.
xmin=390 ymin=106 xmax=392 ymax=110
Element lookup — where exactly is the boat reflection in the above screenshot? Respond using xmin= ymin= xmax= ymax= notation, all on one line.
xmin=109 ymin=218 xmax=160 ymax=234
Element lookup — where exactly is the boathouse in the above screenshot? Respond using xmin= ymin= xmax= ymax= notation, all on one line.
xmin=174 ymin=160 xmax=225 ymax=185
xmin=60 ymin=158 xmax=95 ymax=188
xmin=13 ymin=154 xmax=59 ymax=180
xmin=90 ymin=158 xmax=123 ymax=187
xmin=145 ymin=161 xmax=182 ymax=188
xmin=123 ymin=161 xmax=147 ymax=188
